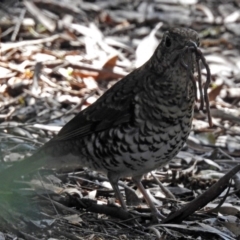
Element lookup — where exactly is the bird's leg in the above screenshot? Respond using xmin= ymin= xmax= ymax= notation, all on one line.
xmin=132 ymin=175 xmax=165 ymax=221
xmin=151 ymin=172 xmax=176 ymax=200
xmin=107 ymin=172 xmax=127 ymax=210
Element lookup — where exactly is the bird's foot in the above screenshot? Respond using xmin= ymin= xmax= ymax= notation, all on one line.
xmin=151 ymin=210 xmax=165 ymax=223
xmin=150 ymin=208 xmax=165 ymax=223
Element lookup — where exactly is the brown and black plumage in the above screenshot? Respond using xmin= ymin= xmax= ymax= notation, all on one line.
xmin=0 ymin=28 xmax=211 ymax=220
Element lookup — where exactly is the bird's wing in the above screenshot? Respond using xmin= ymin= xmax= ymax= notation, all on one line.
xmin=50 ymin=70 xmax=142 ymax=142
xmin=0 ymin=69 xmax=144 ymax=189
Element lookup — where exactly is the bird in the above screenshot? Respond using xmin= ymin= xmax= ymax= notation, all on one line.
xmin=0 ymin=27 xmax=211 ymax=220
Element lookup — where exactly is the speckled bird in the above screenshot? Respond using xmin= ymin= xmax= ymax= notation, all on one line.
xmin=0 ymin=28 xmax=210 ymax=220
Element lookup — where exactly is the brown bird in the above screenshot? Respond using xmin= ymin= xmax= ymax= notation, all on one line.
xmin=0 ymin=28 xmax=211 ymax=220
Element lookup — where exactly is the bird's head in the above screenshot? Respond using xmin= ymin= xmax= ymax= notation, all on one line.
xmin=148 ymin=28 xmax=212 ymax=126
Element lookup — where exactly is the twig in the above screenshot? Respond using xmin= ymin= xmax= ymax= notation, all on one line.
xmin=11 ymin=8 xmax=26 ymax=41
xmin=163 ymin=164 xmax=240 ymax=223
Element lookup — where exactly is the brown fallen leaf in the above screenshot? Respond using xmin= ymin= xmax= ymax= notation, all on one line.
xmin=208 ymin=84 xmax=224 ymax=101
xmin=72 ymin=69 xmax=98 ymax=79
xmin=96 ymin=54 xmax=119 ymax=80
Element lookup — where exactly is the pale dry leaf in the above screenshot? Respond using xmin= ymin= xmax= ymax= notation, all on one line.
xmin=30 ymin=219 xmax=56 ymax=229
xmin=224 ymin=10 xmax=240 ymax=23
xmin=187 ymin=135 xmax=211 ymax=152
xmin=135 ymin=22 xmax=162 ymax=68
xmin=0 ymin=66 xmax=12 ymax=78
xmin=32 ymin=53 xmax=56 ymax=62
xmin=63 ymin=214 xmax=83 ymax=225
xmin=101 ymin=181 xmax=113 ymax=190
xmin=197 ymin=222 xmax=235 ymax=240
xmin=86 ymin=190 xmax=97 ymax=200
xmin=86 ymin=96 xmax=97 ymax=105
xmin=83 ymin=77 xmax=98 ymax=90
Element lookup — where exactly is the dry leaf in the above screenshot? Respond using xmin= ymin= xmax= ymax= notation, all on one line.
xmin=208 ymin=84 xmax=224 ymax=101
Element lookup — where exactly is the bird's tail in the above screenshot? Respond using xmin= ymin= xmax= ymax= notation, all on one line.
xmin=0 ymin=149 xmax=47 ymax=192
xmin=0 ymin=149 xmax=49 ymax=226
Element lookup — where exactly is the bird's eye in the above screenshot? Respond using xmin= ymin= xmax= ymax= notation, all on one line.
xmin=165 ymin=36 xmax=172 ymax=47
